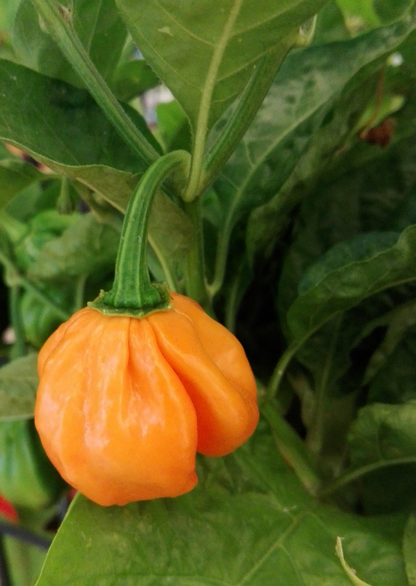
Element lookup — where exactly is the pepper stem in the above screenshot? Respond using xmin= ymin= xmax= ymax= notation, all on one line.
xmin=89 ymin=150 xmax=190 ymax=318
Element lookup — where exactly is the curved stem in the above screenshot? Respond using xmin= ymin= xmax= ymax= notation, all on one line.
xmin=91 ymin=151 xmax=190 ymax=316
xmin=266 ymin=343 xmax=299 ymax=401
xmin=31 ymin=0 xmax=159 ymax=165
xmin=262 ymin=401 xmax=321 ymax=495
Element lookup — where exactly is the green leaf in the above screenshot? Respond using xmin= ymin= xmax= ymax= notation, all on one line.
xmin=324 ymin=401 xmax=416 ymax=514
xmin=336 ymin=0 xmax=416 ymax=31
xmin=4 ymin=536 xmax=47 ymax=586
xmin=367 ymin=330 xmax=416 ymax=404
xmin=342 ymin=402 xmax=416 ymax=515
xmin=148 ymin=192 xmax=194 ymax=291
xmin=115 ymin=0 xmax=327 ymax=135
xmin=27 ymin=213 xmax=120 ymax=283
xmin=275 ymin=126 xmax=416 ymax=334
xmin=0 ymin=159 xmax=43 ymax=210
xmin=363 ymin=300 xmax=416 ymax=385
xmin=349 ymin=401 xmax=416 ymax=470
xmin=0 ymin=60 xmax=161 ymax=211
xmin=403 ymin=514 xmax=416 ymax=586
xmin=213 ymin=14 xmax=416 ymax=285
xmin=286 ymin=225 xmax=416 ymax=346
xmin=0 ymin=354 xmax=38 ymax=421
xmin=35 ymin=432 xmax=408 ymax=586
xmin=0 ymin=0 xmax=18 ymax=32
xmin=312 ymin=2 xmax=350 ymax=44
xmin=156 ymin=100 xmax=192 ymax=154
xmin=14 ymin=0 xmax=128 ymax=87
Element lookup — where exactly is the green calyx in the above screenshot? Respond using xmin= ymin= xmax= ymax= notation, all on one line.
xmin=89 ymin=150 xmax=190 ymax=319
xmin=89 ymin=283 xmax=173 ymax=319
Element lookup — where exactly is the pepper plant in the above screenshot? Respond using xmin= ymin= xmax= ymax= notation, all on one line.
xmin=1 ymin=0 xmax=416 ymax=584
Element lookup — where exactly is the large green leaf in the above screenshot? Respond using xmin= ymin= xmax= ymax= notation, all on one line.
xmin=115 ymin=0 xmax=327 ymax=136
xmin=14 ymin=0 xmax=127 ymax=88
xmin=286 ymin=225 xmax=416 ymax=347
xmin=245 ymin=15 xmax=416 ymax=263
xmin=211 ymin=14 xmax=416 ymax=285
xmin=35 ymin=431 xmax=407 ymax=586
xmin=338 ymin=401 xmax=416 ymax=513
xmin=276 ymin=127 xmax=416 ymax=336
xmin=0 ymin=354 xmax=39 ymax=421
xmin=349 ymin=401 xmax=416 ymax=470
xmin=0 ymin=60 xmax=161 ymax=210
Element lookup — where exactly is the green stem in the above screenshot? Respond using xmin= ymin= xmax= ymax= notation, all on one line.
xmin=207 ymin=229 xmax=230 ymax=298
xmin=201 ymin=46 xmax=292 ymax=194
xmin=181 ymin=0 xmax=244 ymax=203
xmin=31 ymin=0 xmax=159 ymax=165
xmin=90 ymin=151 xmax=190 ymax=317
xmin=319 ymin=456 xmax=416 ymax=498
xmin=266 ymin=343 xmax=299 ymax=401
xmin=183 ymin=199 xmax=211 ymax=313
xmin=262 ymin=401 xmax=321 ymax=495
xmin=9 ymin=286 xmax=26 ymax=359
xmin=73 ymin=274 xmax=87 ymax=312
xmin=307 ymin=315 xmax=343 ymax=457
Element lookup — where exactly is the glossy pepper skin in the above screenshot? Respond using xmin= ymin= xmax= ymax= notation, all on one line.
xmin=35 ymin=292 xmax=258 ymax=506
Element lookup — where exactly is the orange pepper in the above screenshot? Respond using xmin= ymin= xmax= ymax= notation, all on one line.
xmin=35 ymin=292 xmax=258 ymax=506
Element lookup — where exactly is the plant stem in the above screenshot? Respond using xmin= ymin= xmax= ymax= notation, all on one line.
xmin=201 ymin=46 xmax=292 ymax=194
xmin=266 ymin=343 xmax=299 ymax=401
xmin=307 ymin=315 xmax=343 ymax=458
xmin=319 ymin=456 xmax=416 ymax=498
xmin=90 ymin=151 xmax=190 ymax=317
xmin=31 ymin=0 xmax=159 ymax=165
xmin=181 ymin=0 xmax=244 ymax=203
xmin=183 ymin=199 xmax=211 ymax=313
xmin=207 ymin=229 xmax=230 ymax=299
xmin=9 ymin=286 xmax=26 ymax=359
xmin=262 ymin=401 xmax=321 ymax=495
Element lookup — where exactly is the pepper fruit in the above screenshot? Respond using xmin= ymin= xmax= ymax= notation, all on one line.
xmin=0 ymin=418 xmax=66 ymax=510
xmin=35 ymin=151 xmax=259 ymax=507
xmin=35 ymin=292 xmax=258 ymax=506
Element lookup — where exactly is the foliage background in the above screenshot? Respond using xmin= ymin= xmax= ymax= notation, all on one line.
xmin=0 ymin=0 xmax=416 ymax=584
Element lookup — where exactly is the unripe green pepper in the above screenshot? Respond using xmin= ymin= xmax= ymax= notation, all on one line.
xmin=0 ymin=418 xmax=66 ymax=510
